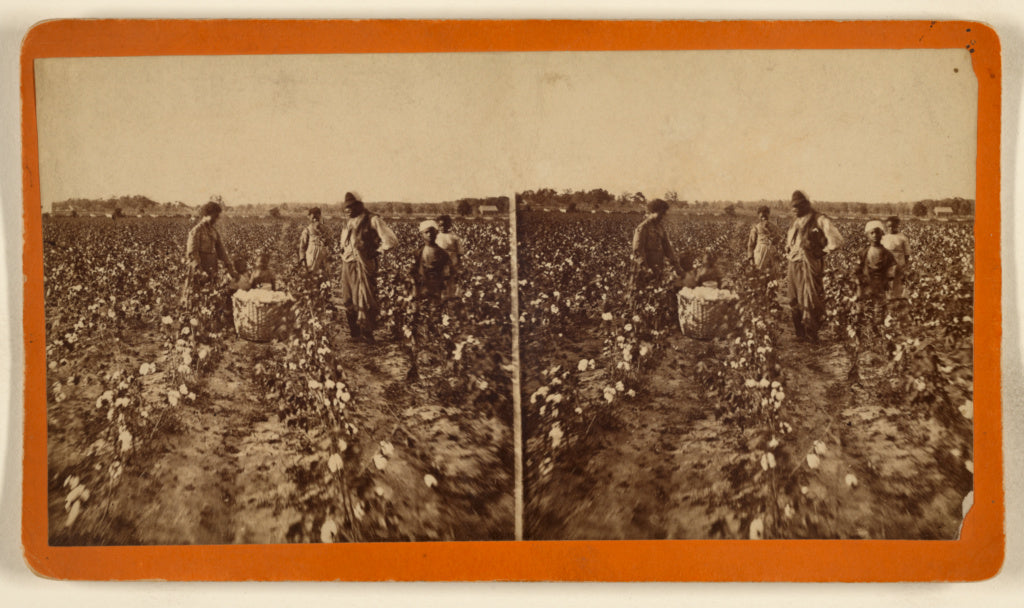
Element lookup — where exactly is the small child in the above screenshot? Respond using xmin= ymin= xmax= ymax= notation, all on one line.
xmin=683 ymin=249 xmax=723 ymax=288
xmin=880 ymin=215 xmax=911 ymax=300
xmin=249 ymin=252 xmax=277 ymax=291
xmin=410 ymin=220 xmax=454 ymax=302
xmin=406 ymin=220 xmax=455 ymax=381
xmin=695 ymin=250 xmax=723 ymax=287
xmin=857 ymin=220 xmax=897 ymax=302
xmin=227 ymin=259 xmax=252 ymax=292
xmin=434 ymin=214 xmax=464 ymax=299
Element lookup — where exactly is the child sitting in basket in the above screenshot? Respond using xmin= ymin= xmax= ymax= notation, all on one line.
xmin=683 ymin=249 xmax=724 ymax=289
xmin=248 ymin=252 xmax=277 ymax=291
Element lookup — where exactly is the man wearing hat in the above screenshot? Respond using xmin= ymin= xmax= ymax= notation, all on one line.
xmin=631 ymin=198 xmax=688 ymax=293
xmin=338 ymin=192 xmax=398 ymax=343
xmin=298 ymin=206 xmax=331 ymax=274
xmin=785 ymin=190 xmax=844 ymax=343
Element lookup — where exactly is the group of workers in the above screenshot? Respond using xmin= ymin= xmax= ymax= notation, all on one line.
xmin=632 ymin=190 xmax=912 ymax=344
xmin=183 ymin=192 xmax=465 ymax=344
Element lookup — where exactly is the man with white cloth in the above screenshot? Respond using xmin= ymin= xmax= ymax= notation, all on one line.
xmin=337 ymin=192 xmax=398 ymax=344
xmin=785 ymin=190 xmax=844 ymax=343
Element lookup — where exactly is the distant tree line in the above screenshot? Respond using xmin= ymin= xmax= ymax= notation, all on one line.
xmin=52 ymin=194 xmax=511 ymax=219
xmin=53 ymin=195 xmax=193 ymax=217
xmin=516 ymin=187 xmax=973 ymax=218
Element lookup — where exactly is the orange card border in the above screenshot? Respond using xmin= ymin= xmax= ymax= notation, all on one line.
xmin=20 ymin=19 xmax=1003 ymax=582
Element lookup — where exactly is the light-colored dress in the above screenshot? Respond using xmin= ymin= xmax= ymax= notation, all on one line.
xmin=747 ymin=220 xmax=780 ymax=270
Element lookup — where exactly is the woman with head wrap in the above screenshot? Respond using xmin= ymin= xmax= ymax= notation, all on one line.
xmin=785 ymin=190 xmax=844 ymax=343
xmin=405 ymin=220 xmax=455 ymax=381
xmin=857 ymin=220 xmax=897 ymax=302
xmin=410 ymin=220 xmax=454 ymax=302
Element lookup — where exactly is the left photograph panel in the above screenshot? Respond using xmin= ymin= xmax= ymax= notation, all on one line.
xmin=35 ymin=55 xmax=516 ymax=545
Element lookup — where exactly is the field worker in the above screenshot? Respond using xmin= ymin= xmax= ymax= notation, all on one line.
xmin=435 ymin=214 xmax=464 ymax=300
xmin=747 ymin=205 xmax=781 ymax=271
xmin=857 ymin=220 xmax=897 ymax=305
xmin=881 ymin=215 xmax=911 ymax=300
xmin=785 ymin=190 xmax=844 ymax=343
xmin=338 ymin=192 xmax=398 ymax=344
xmin=411 ymin=220 xmax=455 ymax=302
xmin=298 ymin=207 xmax=331 ymax=273
xmin=631 ymin=198 xmax=688 ymax=293
xmin=183 ymin=201 xmax=238 ymax=305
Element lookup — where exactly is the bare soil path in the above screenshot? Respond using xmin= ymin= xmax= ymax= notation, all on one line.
xmin=526 ymin=315 xmax=970 ymax=540
xmin=50 ymin=328 xmax=514 ymax=544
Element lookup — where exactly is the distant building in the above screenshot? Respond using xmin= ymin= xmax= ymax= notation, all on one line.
xmin=933 ymin=206 xmax=954 ymax=217
xmin=478 ymin=205 xmax=500 ymax=215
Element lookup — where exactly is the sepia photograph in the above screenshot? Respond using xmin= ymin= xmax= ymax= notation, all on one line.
xmin=20 ymin=17 xmax=1003 ymax=584
xmin=515 ymin=49 xmax=977 ymax=540
xmin=36 ymin=53 xmax=516 ymax=544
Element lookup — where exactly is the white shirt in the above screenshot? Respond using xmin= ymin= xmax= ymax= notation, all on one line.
xmin=339 ymin=214 xmax=398 ymax=262
xmin=786 ymin=213 xmax=844 ymax=262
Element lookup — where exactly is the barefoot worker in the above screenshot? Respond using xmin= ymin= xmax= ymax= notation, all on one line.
xmin=337 ymin=192 xmax=398 ymax=343
xmin=405 ymin=220 xmax=455 ymax=381
xmin=785 ymin=190 xmax=844 ymax=343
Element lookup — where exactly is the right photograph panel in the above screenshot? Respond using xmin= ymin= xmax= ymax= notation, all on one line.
xmin=515 ymin=50 xmax=976 ymax=540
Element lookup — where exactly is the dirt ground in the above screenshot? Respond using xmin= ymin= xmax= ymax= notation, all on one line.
xmin=48 ymin=329 xmax=514 ymax=545
xmin=525 ymin=321 xmax=972 ymax=541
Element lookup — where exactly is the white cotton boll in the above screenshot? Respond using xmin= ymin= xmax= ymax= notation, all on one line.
xmin=749 ymin=517 xmax=764 ymax=540
xmin=320 ymin=519 xmax=338 ymax=543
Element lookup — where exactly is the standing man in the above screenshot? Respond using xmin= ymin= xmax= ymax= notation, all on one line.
xmin=298 ymin=207 xmax=331 ymax=274
xmin=338 ymin=192 xmax=398 ymax=343
xmin=785 ymin=190 xmax=844 ymax=343
xmin=880 ymin=215 xmax=911 ymax=300
xmin=631 ymin=198 xmax=687 ymax=293
xmin=184 ymin=200 xmax=237 ymax=305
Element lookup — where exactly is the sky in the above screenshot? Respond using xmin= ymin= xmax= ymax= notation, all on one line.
xmin=34 ymin=49 xmax=976 ymax=209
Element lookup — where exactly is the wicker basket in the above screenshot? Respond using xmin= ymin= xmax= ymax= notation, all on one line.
xmin=232 ymin=290 xmax=294 ymax=342
xmin=677 ymin=286 xmax=738 ymax=340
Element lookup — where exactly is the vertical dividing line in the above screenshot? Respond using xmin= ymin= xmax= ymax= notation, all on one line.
xmin=509 ymin=191 xmax=523 ymax=541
